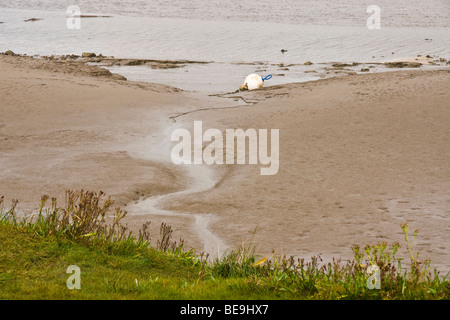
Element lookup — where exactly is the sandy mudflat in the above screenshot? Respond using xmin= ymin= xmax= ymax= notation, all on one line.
xmin=1 ymin=54 xmax=449 ymax=271
xmin=0 ymin=55 xmax=229 ymax=219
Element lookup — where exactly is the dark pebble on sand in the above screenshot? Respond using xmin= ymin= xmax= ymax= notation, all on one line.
xmin=111 ymin=73 xmax=127 ymax=81
xmin=24 ymin=18 xmax=42 ymax=22
xmin=82 ymin=52 xmax=97 ymax=58
xmin=3 ymin=50 xmax=17 ymax=56
xmin=78 ymin=15 xmax=112 ymax=18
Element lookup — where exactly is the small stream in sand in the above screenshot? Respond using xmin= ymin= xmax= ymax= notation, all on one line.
xmin=128 ymin=164 xmax=230 ymax=257
xmin=124 ymin=119 xmax=232 ymax=257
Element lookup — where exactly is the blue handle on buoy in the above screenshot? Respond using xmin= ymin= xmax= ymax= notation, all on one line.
xmin=262 ymin=74 xmax=272 ymax=82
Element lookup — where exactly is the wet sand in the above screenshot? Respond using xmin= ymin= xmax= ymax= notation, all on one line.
xmin=170 ymin=69 xmax=450 ymax=271
xmin=1 ymin=54 xmax=449 ymax=271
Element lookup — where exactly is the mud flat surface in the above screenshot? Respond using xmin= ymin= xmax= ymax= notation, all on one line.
xmin=1 ymin=54 xmax=449 ymax=271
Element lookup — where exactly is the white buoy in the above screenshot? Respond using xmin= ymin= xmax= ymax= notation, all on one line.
xmin=240 ymin=74 xmax=264 ymax=91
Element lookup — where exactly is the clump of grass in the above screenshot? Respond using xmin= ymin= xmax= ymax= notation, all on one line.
xmin=1 ymin=192 xmax=449 ymax=299
xmin=0 ymin=190 xmax=152 ymax=254
xmin=205 ymin=223 xmax=449 ymax=299
xmin=0 ymin=196 xmax=19 ymax=224
xmin=157 ymin=222 xmax=180 ymax=252
xmin=400 ymin=222 xmax=431 ymax=283
xmin=209 ymin=241 xmax=260 ymax=278
xmin=0 ymin=190 xmax=198 ymax=260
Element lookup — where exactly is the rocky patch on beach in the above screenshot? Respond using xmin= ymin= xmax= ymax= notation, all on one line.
xmin=103 ymin=58 xmax=211 ymax=69
xmin=384 ymin=61 xmax=422 ymax=68
xmin=63 ymin=52 xmax=212 ymax=70
xmin=0 ymin=51 xmax=127 ymax=81
xmin=0 ymin=50 xmax=211 ymax=81
xmin=114 ymin=59 xmax=188 ymax=69
xmin=332 ymin=62 xmax=360 ymax=68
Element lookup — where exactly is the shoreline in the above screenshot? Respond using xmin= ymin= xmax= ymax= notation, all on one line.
xmin=2 ymin=49 xmax=449 ymax=94
xmin=1 ymin=53 xmax=449 ymax=271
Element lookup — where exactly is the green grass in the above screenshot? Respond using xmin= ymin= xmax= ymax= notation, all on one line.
xmin=0 ymin=191 xmax=448 ymax=300
xmin=0 ymin=223 xmax=295 ymax=300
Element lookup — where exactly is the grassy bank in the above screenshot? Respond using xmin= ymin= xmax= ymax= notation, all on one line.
xmin=0 ymin=191 xmax=448 ymax=300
